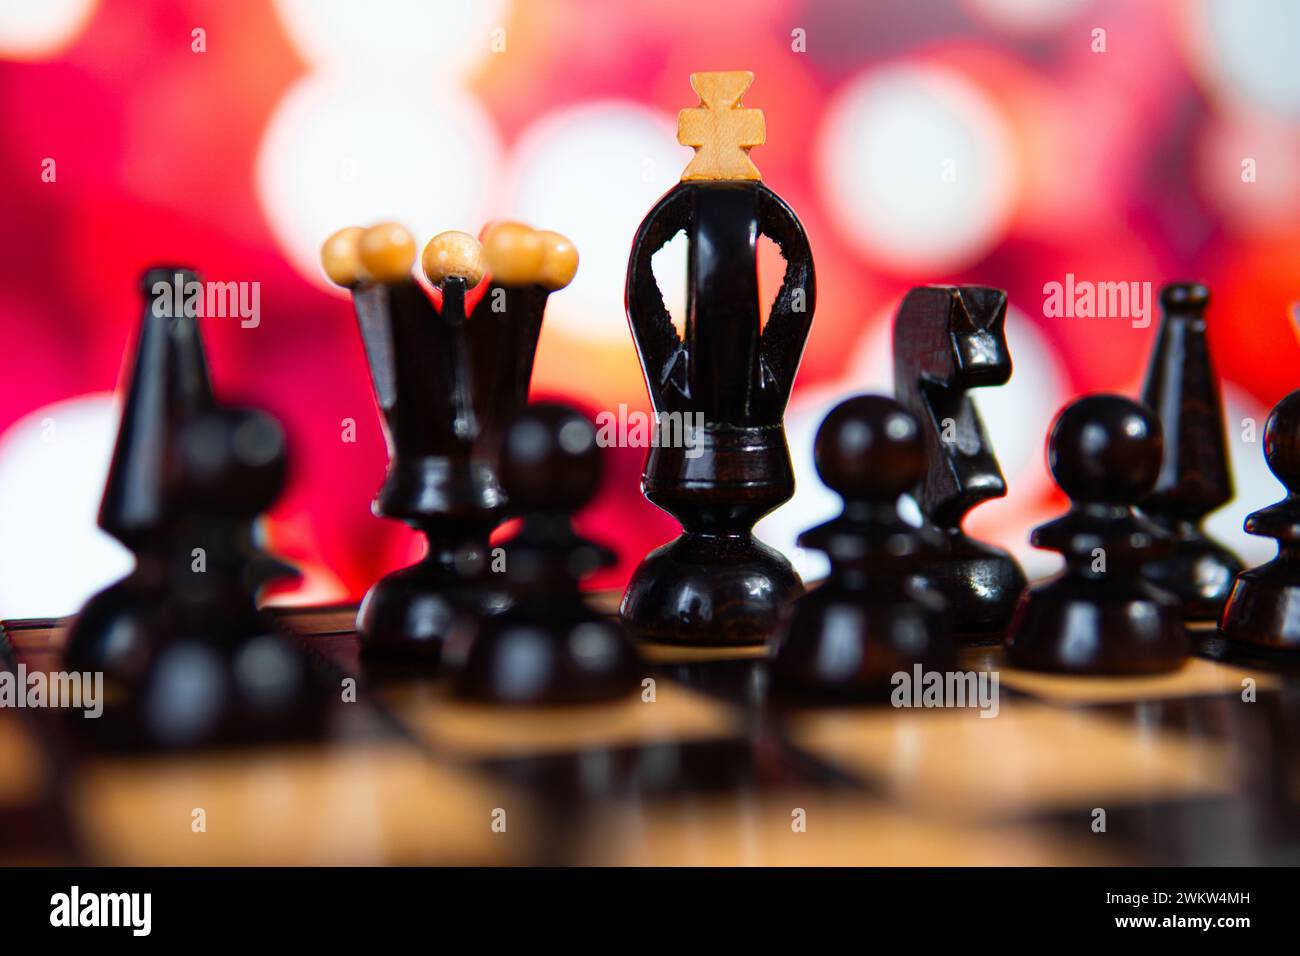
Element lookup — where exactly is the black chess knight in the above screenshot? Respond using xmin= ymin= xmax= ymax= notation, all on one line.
xmin=321 ymin=220 xmax=577 ymax=662
xmin=65 ymin=267 xmax=323 ymax=749
xmin=1220 ymin=390 xmax=1300 ymax=650
xmin=892 ymin=286 xmax=1026 ymax=640
xmin=1137 ymin=282 xmax=1243 ymax=620
xmin=620 ymin=71 xmax=814 ymax=646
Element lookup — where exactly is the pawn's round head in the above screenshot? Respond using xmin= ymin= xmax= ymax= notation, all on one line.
xmin=1263 ymin=390 xmax=1300 ymax=493
xmin=1047 ymin=394 xmax=1162 ymax=503
xmin=177 ymin=407 xmax=288 ymax=514
xmin=814 ymin=395 xmax=925 ymax=500
xmin=499 ymin=403 xmax=601 ymax=513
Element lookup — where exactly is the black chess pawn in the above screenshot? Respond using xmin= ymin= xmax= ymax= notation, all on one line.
xmin=125 ymin=406 xmax=326 ymax=750
xmin=893 ymin=286 xmax=1027 ymax=641
xmin=1220 ymin=390 xmax=1300 ymax=650
xmin=1137 ymin=282 xmax=1243 ymax=619
xmin=457 ymin=403 xmax=639 ymax=705
xmin=127 ymin=626 xmax=323 ymax=751
xmin=321 ymin=221 xmax=576 ymax=664
xmin=1006 ymin=395 xmax=1187 ymax=674
xmin=772 ymin=396 xmax=954 ymax=699
xmin=620 ymin=71 xmax=813 ymax=646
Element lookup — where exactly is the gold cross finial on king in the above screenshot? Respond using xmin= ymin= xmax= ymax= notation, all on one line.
xmin=677 ymin=71 xmax=766 ymax=182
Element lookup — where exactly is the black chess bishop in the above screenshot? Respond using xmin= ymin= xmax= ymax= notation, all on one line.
xmin=1137 ymin=282 xmax=1243 ymax=620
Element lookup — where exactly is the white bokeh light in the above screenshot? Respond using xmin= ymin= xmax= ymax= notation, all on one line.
xmin=506 ymin=102 xmax=690 ymax=345
xmin=0 ymin=0 xmax=97 ymax=60
xmin=256 ymin=72 xmax=501 ymax=288
xmin=1187 ymin=0 xmax=1300 ymax=120
xmin=1207 ymin=386 xmax=1285 ymax=569
xmin=272 ymin=0 xmax=507 ymax=78
xmin=1195 ymin=115 xmax=1300 ymax=235
xmin=816 ymin=64 xmax=1017 ymax=273
xmin=961 ymin=0 xmax=1086 ymax=34
xmin=0 ymin=394 xmax=132 ymax=618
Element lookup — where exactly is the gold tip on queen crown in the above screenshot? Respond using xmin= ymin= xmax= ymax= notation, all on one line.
xmin=320 ymin=226 xmax=366 ymax=287
xmin=423 ymin=231 xmax=486 ymax=289
xmin=321 ymin=222 xmax=577 ymax=291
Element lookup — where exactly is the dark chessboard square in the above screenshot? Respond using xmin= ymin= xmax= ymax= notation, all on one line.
xmin=475 ymin=734 xmax=867 ymax=811
xmin=1030 ymin=795 xmax=1300 ymax=866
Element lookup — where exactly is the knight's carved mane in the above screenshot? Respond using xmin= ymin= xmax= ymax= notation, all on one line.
xmin=892 ymin=286 xmax=1010 ymax=531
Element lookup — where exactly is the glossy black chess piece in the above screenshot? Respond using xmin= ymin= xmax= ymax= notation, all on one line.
xmin=65 ymin=267 xmax=325 ymax=750
xmin=1219 ymin=390 xmax=1300 ymax=650
xmin=64 ymin=267 xmax=195 ymax=681
xmin=1137 ymin=282 xmax=1243 ymax=620
xmin=1005 ymin=394 xmax=1188 ymax=675
xmin=323 ymin=223 xmax=575 ymax=663
xmin=126 ymin=406 xmax=326 ymax=751
xmin=620 ymin=72 xmax=813 ymax=646
xmin=351 ymin=271 xmax=503 ymax=663
xmin=892 ymin=286 xmax=1026 ymax=642
xmin=66 ymin=267 xmax=296 ymax=683
xmin=772 ymin=396 xmax=954 ymax=699
xmin=458 ymin=403 xmax=639 ymax=704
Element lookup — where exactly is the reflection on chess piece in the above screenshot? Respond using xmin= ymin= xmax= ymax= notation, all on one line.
xmin=773 ymin=396 xmax=954 ymax=699
xmin=129 ymin=406 xmax=325 ymax=750
xmin=322 ymin=222 xmax=577 ymax=663
xmin=1220 ymin=390 xmax=1300 ymax=650
xmin=892 ymin=286 xmax=1026 ymax=641
xmin=458 ymin=403 xmax=639 ymax=704
xmin=1006 ymin=395 xmax=1188 ymax=675
xmin=65 ymin=267 xmax=324 ymax=750
xmin=620 ymin=72 xmax=813 ymax=646
xmin=1137 ymin=282 xmax=1243 ymax=620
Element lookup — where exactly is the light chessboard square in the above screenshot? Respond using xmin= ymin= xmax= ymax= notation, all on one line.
xmin=382 ymin=676 xmax=739 ymax=759
xmin=577 ymin=795 xmax=1122 ymax=866
xmin=786 ymin=702 xmax=1232 ymax=820
xmin=997 ymin=657 xmax=1278 ymax=704
xmin=0 ymin=712 xmax=46 ymax=806
xmin=74 ymin=743 xmax=534 ymax=865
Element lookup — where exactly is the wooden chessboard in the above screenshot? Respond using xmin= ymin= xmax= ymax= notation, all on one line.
xmin=3 ymin=595 xmax=1300 ymax=867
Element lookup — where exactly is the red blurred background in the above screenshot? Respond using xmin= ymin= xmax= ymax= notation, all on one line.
xmin=1 ymin=0 xmax=1298 ymax=616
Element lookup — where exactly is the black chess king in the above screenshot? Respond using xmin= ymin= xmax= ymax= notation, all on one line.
xmin=620 ymin=72 xmax=815 ymax=645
